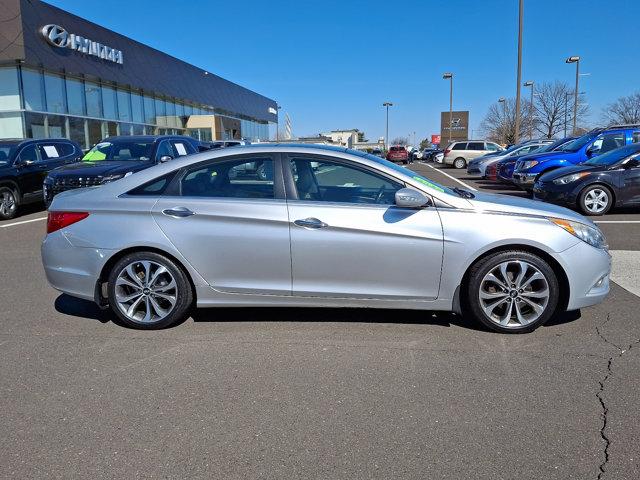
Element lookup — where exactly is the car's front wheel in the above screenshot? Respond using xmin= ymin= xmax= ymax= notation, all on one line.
xmin=453 ymin=157 xmax=466 ymax=169
xmin=578 ymin=185 xmax=612 ymax=216
xmin=107 ymin=251 xmax=193 ymax=329
xmin=0 ymin=185 xmax=18 ymax=220
xmin=464 ymin=250 xmax=560 ymax=333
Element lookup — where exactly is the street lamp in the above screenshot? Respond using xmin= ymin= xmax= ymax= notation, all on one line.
xmin=514 ymin=0 xmax=524 ymax=143
xmin=498 ymin=97 xmax=507 ymax=144
xmin=566 ymin=56 xmax=580 ymax=134
xmin=524 ymin=80 xmax=534 ymax=140
xmin=382 ymin=102 xmax=393 ymax=151
xmin=442 ymin=73 xmax=453 ymax=144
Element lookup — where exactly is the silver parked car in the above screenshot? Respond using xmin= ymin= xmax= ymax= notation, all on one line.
xmin=42 ymin=145 xmax=611 ymax=333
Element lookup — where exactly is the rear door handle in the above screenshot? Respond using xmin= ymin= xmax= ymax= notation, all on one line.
xmin=162 ymin=207 xmax=195 ymax=218
xmin=294 ymin=217 xmax=328 ymax=229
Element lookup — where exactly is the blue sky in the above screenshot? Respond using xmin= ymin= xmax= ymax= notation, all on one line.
xmin=49 ymin=0 xmax=640 ymax=143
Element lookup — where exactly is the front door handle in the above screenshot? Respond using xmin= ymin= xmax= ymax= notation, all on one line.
xmin=162 ymin=207 xmax=195 ymax=218
xmin=294 ymin=217 xmax=328 ymax=229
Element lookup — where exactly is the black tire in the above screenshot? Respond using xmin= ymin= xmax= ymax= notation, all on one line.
xmin=107 ymin=251 xmax=193 ymax=330
xmin=453 ymin=157 xmax=466 ymax=169
xmin=578 ymin=184 xmax=613 ymax=216
xmin=463 ymin=250 xmax=560 ymax=334
xmin=0 ymin=185 xmax=19 ymax=220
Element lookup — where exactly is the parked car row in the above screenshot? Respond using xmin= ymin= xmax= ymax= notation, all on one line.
xmin=465 ymin=124 xmax=640 ymax=215
xmin=0 ymin=135 xmax=246 ymax=219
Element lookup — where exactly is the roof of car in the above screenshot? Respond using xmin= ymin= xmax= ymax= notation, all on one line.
xmin=101 ymin=135 xmax=197 ymax=143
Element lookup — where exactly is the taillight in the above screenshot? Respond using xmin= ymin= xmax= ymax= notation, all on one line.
xmin=47 ymin=211 xmax=89 ymax=234
xmin=444 ymin=149 xmax=451 ymax=155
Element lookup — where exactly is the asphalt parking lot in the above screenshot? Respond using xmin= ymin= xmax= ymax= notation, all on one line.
xmin=1 ymin=169 xmax=639 ymax=479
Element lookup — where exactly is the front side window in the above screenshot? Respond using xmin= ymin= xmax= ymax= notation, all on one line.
xmin=595 ymin=132 xmax=625 ymax=155
xmin=289 ymin=158 xmax=403 ymax=205
xmin=18 ymin=144 xmax=38 ymax=163
xmin=486 ymin=143 xmax=500 ymax=151
xmin=180 ymin=158 xmax=274 ymax=199
xmin=155 ymin=141 xmax=173 ymax=160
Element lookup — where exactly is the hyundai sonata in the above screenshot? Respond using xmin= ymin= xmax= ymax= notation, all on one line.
xmin=42 ymin=145 xmax=611 ymax=333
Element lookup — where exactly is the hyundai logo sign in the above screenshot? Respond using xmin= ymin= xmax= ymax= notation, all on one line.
xmin=41 ymin=24 xmax=124 ymax=64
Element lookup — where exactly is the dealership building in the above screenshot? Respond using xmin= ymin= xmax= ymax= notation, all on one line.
xmin=0 ymin=0 xmax=277 ymax=147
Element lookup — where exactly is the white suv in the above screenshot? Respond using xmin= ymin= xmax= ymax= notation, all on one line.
xmin=443 ymin=141 xmax=503 ymax=169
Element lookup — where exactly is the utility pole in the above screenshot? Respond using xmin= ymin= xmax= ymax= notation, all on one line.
xmin=442 ymin=73 xmax=453 ymax=144
xmin=382 ymin=102 xmax=393 ymax=151
xmin=514 ymin=0 xmax=524 ymax=144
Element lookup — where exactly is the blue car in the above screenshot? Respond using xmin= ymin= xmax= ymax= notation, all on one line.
xmin=512 ymin=126 xmax=640 ymax=190
xmin=496 ymin=136 xmax=576 ymax=183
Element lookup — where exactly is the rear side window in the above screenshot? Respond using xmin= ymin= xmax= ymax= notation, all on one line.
xmin=55 ymin=142 xmax=76 ymax=157
xmin=38 ymin=144 xmax=60 ymax=159
xmin=171 ymin=140 xmax=194 ymax=157
xmin=632 ymin=132 xmax=640 ymax=143
xmin=452 ymin=143 xmax=467 ymax=150
xmin=128 ymin=173 xmax=176 ymax=196
xmin=468 ymin=142 xmax=485 ymax=150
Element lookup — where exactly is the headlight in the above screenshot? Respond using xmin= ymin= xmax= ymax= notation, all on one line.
xmin=101 ymin=173 xmax=125 ymax=184
xmin=552 ymin=172 xmax=590 ymax=185
xmin=550 ymin=218 xmax=608 ymax=250
xmin=521 ymin=160 xmax=539 ymax=170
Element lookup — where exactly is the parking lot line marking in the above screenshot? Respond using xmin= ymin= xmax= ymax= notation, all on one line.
xmin=424 ymin=164 xmax=477 ymax=191
xmin=0 ymin=217 xmax=47 ymax=228
xmin=594 ymin=221 xmax=640 ymax=224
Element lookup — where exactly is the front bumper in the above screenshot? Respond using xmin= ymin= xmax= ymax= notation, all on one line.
xmin=512 ymin=172 xmax=537 ymax=188
xmin=559 ymin=241 xmax=611 ymax=310
xmin=467 ymin=164 xmax=481 ymax=174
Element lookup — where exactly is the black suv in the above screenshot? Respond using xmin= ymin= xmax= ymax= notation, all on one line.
xmin=44 ymin=135 xmax=199 ymax=206
xmin=0 ymin=138 xmax=82 ymax=220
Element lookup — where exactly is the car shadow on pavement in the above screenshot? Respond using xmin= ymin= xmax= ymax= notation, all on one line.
xmin=55 ymin=294 xmax=110 ymax=324
xmin=54 ymin=294 xmax=583 ymax=331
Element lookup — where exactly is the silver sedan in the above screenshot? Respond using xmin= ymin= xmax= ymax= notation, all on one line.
xmin=42 ymin=145 xmax=611 ymax=333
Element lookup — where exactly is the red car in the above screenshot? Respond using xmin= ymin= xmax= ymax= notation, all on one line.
xmin=485 ymin=162 xmax=499 ymax=181
xmin=386 ymin=145 xmax=409 ymax=164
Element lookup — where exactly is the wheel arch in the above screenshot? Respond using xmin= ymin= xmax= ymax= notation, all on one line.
xmin=455 ymin=243 xmax=570 ymax=314
xmin=0 ymin=178 xmax=22 ymax=202
xmin=578 ymin=182 xmax=617 ymax=207
xmin=94 ymin=246 xmax=197 ymax=307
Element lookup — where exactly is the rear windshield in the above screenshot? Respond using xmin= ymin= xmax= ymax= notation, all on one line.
xmin=390 ymin=146 xmax=404 ymax=151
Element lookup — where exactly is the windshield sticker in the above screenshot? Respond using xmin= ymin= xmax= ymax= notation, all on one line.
xmin=412 ymin=176 xmax=445 ymax=192
xmin=83 ymin=150 xmax=107 ymax=161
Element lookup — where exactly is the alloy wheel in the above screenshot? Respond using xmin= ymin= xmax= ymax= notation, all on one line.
xmin=478 ymin=260 xmax=550 ymax=328
xmin=0 ymin=189 xmax=16 ymax=218
xmin=583 ymin=188 xmax=609 ymax=214
xmin=454 ymin=158 xmax=466 ymax=169
xmin=114 ymin=260 xmax=178 ymax=324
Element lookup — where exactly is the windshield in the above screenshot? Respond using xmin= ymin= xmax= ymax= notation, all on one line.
xmin=0 ymin=145 xmax=17 ymax=165
xmin=361 ymin=153 xmax=457 ymax=196
xmin=583 ymin=144 xmax=640 ymax=166
xmin=558 ymin=133 xmax=597 ymax=152
xmin=82 ymin=141 xmax=155 ymax=162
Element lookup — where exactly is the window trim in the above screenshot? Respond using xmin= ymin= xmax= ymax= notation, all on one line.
xmin=282 ymin=153 xmax=407 ymax=205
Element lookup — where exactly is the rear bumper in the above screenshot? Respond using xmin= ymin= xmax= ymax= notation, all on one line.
xmin=41 ymin=231 xmax=114 ymax=302
xmin=532 ymin=182 xmax=579 ymax=207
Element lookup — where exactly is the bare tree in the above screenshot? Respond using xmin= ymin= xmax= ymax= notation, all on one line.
xmin=532 ymin=81 xmax=588 ymax=138
xmin=602 ymin=92 xmax=640 ymax=125
xmin=391 ymin=136 xmax=408 ymax=146
xmin=479 ymin=98 xmax=534 ymax=145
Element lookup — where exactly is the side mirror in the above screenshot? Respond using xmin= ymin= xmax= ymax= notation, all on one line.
xmin=624 ymin=158 xmax=640 ymax=169
xmin=159 ymin=155 xmax=172 ymax=163
xmin=395 ymin=188 xmax=429 ymax=208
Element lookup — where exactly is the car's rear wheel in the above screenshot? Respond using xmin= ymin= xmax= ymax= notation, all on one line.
xmin=107 ymin=252 xmax=193 ymax=329
xmin=0 ymin=185 xmax=18 ymax=220
xmin=578 ymin=185 xmax=612 ymax=216
xmin=464 ymin=250 xmax=560 ymax=333
xmin=453 ymin=157 xmax=466 ymax=169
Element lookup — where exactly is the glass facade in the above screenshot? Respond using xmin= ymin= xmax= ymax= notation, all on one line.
xmin=0 ymin=66 xmax=271 ymax=148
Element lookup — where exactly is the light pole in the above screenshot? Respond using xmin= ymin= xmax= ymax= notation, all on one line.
xmin=383 ymin=102 xmax=393 ymax=151
xmin=566 ymin=56 xmax=580 ymax=134
xmin=498 ymin=97 xmax=507 ymax=144
xmin=514 ymin=0 xmax=524 ymax=143
xmin=442 ymin=73 xmax=453 ymax=144
xmin=524 ymin=80 xmax=534 ymax=140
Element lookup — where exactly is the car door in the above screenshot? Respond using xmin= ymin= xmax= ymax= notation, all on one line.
xmin=151 ymin=153 xmax=291 ymax=295
xmin=620 ymin=154 xmax=640 ymax=204
xmin=13 ymin=144 xmax=43 ymax=200
xmin=467 ymin=142 xmax=487 ymax=160
xmin=284 ymin=155 xmax=443 ymax=300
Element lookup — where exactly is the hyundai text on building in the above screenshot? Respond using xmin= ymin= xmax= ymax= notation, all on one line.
xmin=0 ymin=0 xmax=276 ymax=147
